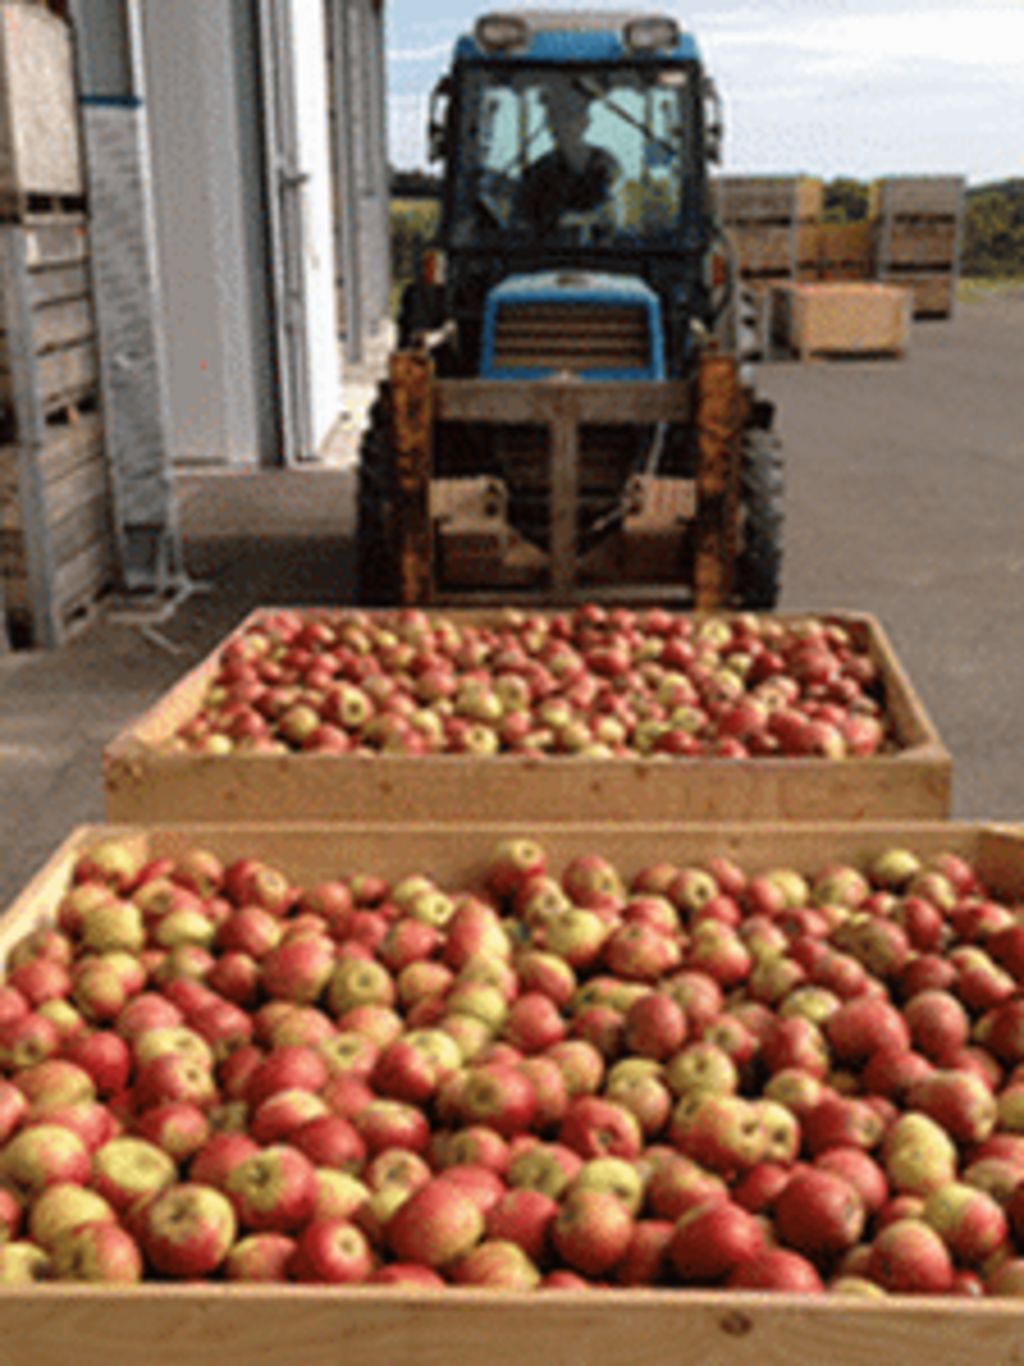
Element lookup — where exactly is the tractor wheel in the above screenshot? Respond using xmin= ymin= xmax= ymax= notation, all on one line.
xmin=355 ymin=388 xmax=398 ymax=605
xmin=735 ymin=425 xmax=784 ymax=609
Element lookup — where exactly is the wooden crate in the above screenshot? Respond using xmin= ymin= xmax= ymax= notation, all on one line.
xmin=714 ymin=175 xmax=823 ymax=224
xmin=725 ymin=223 xmax=795 ymax=275
xmin=0 ymin=212 xmax=111 ymax=645
xmin=810 ymin=223 xmax=874 ymax=281
xmin=1 ymin=817 xmax=1024 ymax=1364
xmin=870 ymin=176 xmax=965 ymax=221
xmin=880 ymin=220 xmax=959 ymax=271
xmin=0 ymin=3 xmax=83 ymax=218
xmin=878 ymin=271 xmax=956 ymax=320
xmin=771 ymin=283 xmax=912 ymax=360
xmin=0 ymin=405 xmax=112 ymax=640
xmin=104 ymin=608 xmax=951 ymax=825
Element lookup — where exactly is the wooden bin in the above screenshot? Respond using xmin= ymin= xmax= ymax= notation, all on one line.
xmin=0 ymin=3 xmax=84 ymax=220
xmin=771 ymin=283 xmax=912 ymax=360
xmin=104 ymin=608 xmax=952 ymax=825
xmin=2 ymin=816 xmax=1024 ymax=1364
xmin=877 ymin=271 xmax=957 ymax=320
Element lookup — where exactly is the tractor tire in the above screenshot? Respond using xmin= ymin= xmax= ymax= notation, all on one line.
xmin=355 ymin=388 xmax=399 ymax=605
xmin=736 ymin=425 xmax=784 ymax=610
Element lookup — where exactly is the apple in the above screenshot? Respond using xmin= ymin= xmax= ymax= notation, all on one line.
xmin=225 ymin=1145 xmax=319 ymax=1232
xmin=0 ymin=1123 xmax=90 ymax=1196
xmin=249 ymin=1089 xmax=329 ymax=1146
xmin=671 ymin=1094 xmax=766 ymax=1174
xmin=93 ymin=1136 xmax=177 ymax=1211
xmin=457 ymin=1065 xmax=537 ymax=1138
xmin=385 ymin=1176 xmax=485 ymax=1268
xmin=867 ymin=1217 xmax=954 ymax=1294
xmin=485 ymin=1188 xmax=557 ymax=1262
xmin=507 ymin=1142 xmax=582 ymax=1200
xmin=669 ymin=1198 xmax=763 ymax=1283
xmin=0 ymin=1241 xmax=51 ymax=1284
xmin=906 ymin=1069 xmax=998 ymax=1145
xmin=50 ymin=1221 xmax=142 ymax=1283
xmin=774 ymin=1167 xmax=865 ymax=1258
xmin=924 ymin=1181 xmax=1008 ymax=1264
xmin=623 ymin=993 xmax=686 ymax=1061
xmin=728 ymin=1247 xmax=824 ymax=1292
xmin=245 ymin=1046 xmax=328 ymax=1107
xmin=225 ymin=1232 xmax=296 ymax=1282
xmin=62 ymin=1031 xmax=132 ymax=1096
xmin=28 ymin=1183 xmax=115 ymax=1249
xmin=551 ymin=1187 xmax=634 ymax=1277
xmin=289 ymin=1217 xmax=375 ymax=1284
xmin=140 ymin=1182 xmax=237 ymax=1277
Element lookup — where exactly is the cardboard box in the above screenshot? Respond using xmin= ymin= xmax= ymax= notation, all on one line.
xmin=104 ymin=609 xmax=952 ymax=825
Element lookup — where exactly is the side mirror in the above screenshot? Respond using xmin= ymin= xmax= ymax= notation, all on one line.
xmin=428 ymin=76 xmax=452 ymax=163
xmin=702 ymin=77 xmax=723 ymax=165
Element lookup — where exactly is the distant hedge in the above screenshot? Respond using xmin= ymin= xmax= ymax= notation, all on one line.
xmin=962 ymin=181 xmax=1024 ymax=277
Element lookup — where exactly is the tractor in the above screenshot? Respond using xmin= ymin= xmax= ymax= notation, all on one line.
xmin=357 ymin=9 xmax=782 ymax=610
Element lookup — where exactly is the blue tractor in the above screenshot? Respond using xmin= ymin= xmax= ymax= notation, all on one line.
xmin=358 ymin=10 xmax=782 ymax=609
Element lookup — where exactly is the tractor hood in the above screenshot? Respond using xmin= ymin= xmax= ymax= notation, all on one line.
xmin=480 ymin=271 xmax=666 ymax=381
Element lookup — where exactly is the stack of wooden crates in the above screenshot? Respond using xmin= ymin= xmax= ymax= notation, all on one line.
xmin=713 ymin=175 xmax=821 ymax=347
xmin=0 ymin=2 xmax=115 ymax=648
xmin=872 ymin=176 xmax=964 ymax=319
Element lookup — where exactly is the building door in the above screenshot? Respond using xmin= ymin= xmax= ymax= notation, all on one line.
xmin=256 ymin=0 xmax=342 ymax=464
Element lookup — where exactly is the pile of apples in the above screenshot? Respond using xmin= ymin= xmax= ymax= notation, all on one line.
xmin=3 ymin=833 xmax=1024 ymax=1294
xmin=168 ymin=606 xmax=890 ymax=760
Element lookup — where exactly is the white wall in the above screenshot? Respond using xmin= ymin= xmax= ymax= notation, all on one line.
xmin=141 ymin=1 xmax=270 ymax=465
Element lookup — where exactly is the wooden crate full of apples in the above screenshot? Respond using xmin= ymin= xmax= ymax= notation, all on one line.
xmin=103 ymin=605 xmax=951 ymax=825
xmin=0 ymin=821 xmax=1022 ymax=1360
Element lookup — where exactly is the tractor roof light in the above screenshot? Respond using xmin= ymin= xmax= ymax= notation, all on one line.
xmin=474 ymin=14 xmax=530 ymax=52
xmin=623 ymin=16 xmax=680 ymax=52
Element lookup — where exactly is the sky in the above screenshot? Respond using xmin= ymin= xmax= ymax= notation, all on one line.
xmin=383 ymin=0 xmax=1024 ymax=185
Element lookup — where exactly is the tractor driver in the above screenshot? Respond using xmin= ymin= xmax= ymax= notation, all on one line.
xmin=516 ymin=83 xmax=620 ymax=235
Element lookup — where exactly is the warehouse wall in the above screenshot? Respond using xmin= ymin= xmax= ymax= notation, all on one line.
xmin=328 ymin=0 xmax=392 ymax=367
xmin=78 ymin=0 xmax=387 ymax=469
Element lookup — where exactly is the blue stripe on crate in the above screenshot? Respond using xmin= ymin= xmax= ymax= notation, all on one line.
xmin=79 ymin=95 xmax=144 ymax=110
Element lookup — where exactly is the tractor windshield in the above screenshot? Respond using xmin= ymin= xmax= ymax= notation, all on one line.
xmin=449 ymin=64 xmax=699 ymax=251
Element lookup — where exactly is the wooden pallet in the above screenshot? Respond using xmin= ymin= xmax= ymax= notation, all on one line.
xmin=0 ymin=218 xmax=113 ymax=646
xmin=104 ymin=607 xmax=951 ymax=826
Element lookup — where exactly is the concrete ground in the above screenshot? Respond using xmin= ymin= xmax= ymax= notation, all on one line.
xmin=1 ymin=286 xmax=1022 ymax=906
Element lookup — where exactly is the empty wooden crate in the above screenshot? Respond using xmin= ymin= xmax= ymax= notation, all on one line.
xmin=772 ymin=283 xmax=912 ymax=360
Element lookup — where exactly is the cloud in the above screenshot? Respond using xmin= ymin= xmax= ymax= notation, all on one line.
xmin=700 ymin=6 xmax=1024 ymax=70
xmin=385 ymin=1 xmax=1024 ymax=179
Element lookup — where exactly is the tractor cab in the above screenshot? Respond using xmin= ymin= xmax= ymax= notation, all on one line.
xmin=414 ymin=11 xmax=724 ymax=379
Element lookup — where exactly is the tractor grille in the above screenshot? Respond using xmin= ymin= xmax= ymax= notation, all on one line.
xmin=492 ymin=303 xmax=651 ymax=374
